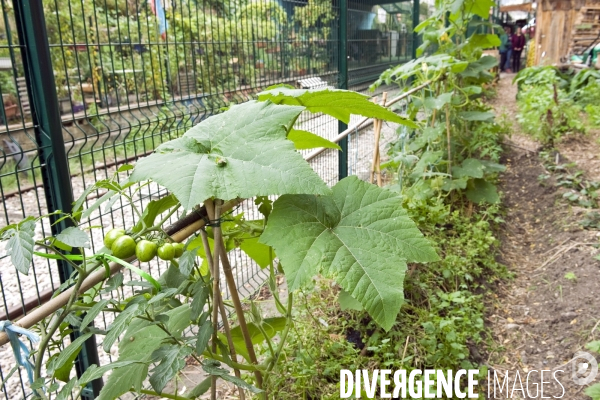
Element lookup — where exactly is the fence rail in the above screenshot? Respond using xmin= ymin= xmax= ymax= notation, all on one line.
xmin=0 ymin=0 xmax=423 ymax=398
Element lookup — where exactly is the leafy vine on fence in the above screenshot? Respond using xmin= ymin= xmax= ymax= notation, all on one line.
xmin=1 ymin=88 xmax=436 ymax=400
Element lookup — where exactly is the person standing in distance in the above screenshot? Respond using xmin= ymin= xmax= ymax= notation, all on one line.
xmin=511 ymin=26 xmax=526 ymax=73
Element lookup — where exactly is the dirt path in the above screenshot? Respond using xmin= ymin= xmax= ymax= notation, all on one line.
xmin=485 ymin=75 xmax=600 ymax=399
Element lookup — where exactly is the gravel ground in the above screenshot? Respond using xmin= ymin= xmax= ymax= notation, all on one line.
xmin=0 ymin=101 xmax=403 ymax=399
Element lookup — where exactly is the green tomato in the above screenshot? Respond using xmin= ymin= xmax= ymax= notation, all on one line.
xmin=135 ymin=239 xmax=157 ymax=262
xmin=172 ymin=243 xmax=185 ymax=258
xmin=157 ymin=243 xmax=175 ymax=261
xmin=103 ymin=228 xmax=125 ymax=248
xmin=111 ymin=235 xmax=136 ymax=259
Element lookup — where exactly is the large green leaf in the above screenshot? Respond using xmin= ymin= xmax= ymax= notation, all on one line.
xmin=452 ymin=158 xmax=485 ymax=179
xmin=287 ymin=129 xmax=341 ymax=150
xmin=339 ymin=289 xmax=364 ymax=311
xmin=195 ymin=319 xmax=213 ymax=354
xmin=467 ymin=0 xmax=495 ymax=18
xmin=423 ymin=93 xmax=453 ymax=111
xmin=462 ymin=34 xmax=500 ymax=55
xmin=466 ymin=178 xmax=500 ymax=204
xmin=131 ymin=101 xmax=329 ymax=209
xmin=98 ymin=305 xmax=190 ymax=400
xmin=459 ymin=56 xmax=497 ymax=80
xmin=239 ymin=237 xmax=272 ymax=268
xmin=260 ymin=176 xmax=438 ymax=330
xmin=257 ymin=87 xmax=418 ymax=128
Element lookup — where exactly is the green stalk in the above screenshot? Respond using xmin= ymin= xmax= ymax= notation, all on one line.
xmin=34 ymin=266 xmax=88 ymax=383
xmin=266 ymin=292 xmax=293 ymax=373
xmin=136 ymin=389 xmax=192 ymax=400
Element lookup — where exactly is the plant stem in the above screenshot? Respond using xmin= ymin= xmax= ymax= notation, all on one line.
xmin=154 ymin=203 xmax=181 ymax=231
xmin=136 ymin=389 xmax=192 ymax=400
xmin=144 ymin=312 xmax=204 ymax=366
xmin=266 ymin=292 xmax=293 ymax=373
xmin=445 ymin=104 xmax=452 ymax=174
xmin=199 ymin=228 xmax=246 ymax=400
xmin=35 ymin=242 xmax=82 ymax=272
xmin=206 ymin=353 xmax=262 ymax=371
xmin=34 ymin=268 xmax=87 ymax=382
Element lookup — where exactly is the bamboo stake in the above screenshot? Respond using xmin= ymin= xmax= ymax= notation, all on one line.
xmin=377 ymin=93 xmax=387 ymax=186
xmin=445 ymin=105 xmax=452 ymax=174
xmin=370 ymin=92 xmax=387 ymax=186
xmin=205 ymin=199 xmax=223 ymax=400
xmin=204 ymin=201 xmax=263 ymax=391
xmin=369 ymin=96 xmax=380 ymax=184
xmin=199 ymin=228 xmax=245 ymax=400
xmin=0 ymin=199 xmax=243 ymax=347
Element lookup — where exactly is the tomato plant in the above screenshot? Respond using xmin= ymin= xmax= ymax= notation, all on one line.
xmin=1 ymin=87 xmax=437 ymax=399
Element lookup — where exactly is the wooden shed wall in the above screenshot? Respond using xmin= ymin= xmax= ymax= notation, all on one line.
xmin=534 ymin=0 xmax=600 ymax=65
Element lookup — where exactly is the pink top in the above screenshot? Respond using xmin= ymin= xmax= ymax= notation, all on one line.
xmin=511 ymin=34 xmax=525 ymax=50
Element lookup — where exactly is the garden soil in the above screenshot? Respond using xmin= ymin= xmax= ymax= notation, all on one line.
xmin=484 ymin=74 xmax=600 ymax=399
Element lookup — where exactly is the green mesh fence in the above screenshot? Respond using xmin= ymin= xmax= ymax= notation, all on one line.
xmin=0 ymin=0 xmax=420 ymax=398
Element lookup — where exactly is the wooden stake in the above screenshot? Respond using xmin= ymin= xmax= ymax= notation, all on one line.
xmin=370 ymin=92 xmax=387 ymax=186
xmin=205 ymin=201 xmax=264 ymax=391
xmin=370 ymin=96 xmax=379 ymax=184
xmin=199 ymin=229 xmax=246 ymax=400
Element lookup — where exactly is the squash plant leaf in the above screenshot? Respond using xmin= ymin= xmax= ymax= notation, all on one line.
xmin=466 ymin=178 xmax=500 ymax=204
xmin=257 ymin=87 xmax=418 ymax=128
xmin=339 ymin=289 xmax=363 ymax=311
xmin=288 ymin=129 xmax=341 ymax=150
xmin=452 ymin=158 xmax=485 ymax=179
xmin=131 ymin=101 xmax=329 ymax=209
xmin=260 ymin=176 xmax=438 ymax=331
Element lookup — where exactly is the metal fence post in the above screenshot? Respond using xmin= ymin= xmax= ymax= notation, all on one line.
xmin=338 ymin=0 xmax=348 ymax=181
xmin=12 ymin=0 xmax=103 ymax=397
xmin=412 ymin=0 xmax=420 ymax=59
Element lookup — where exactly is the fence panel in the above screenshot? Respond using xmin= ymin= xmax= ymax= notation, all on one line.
xmin=0 ymin=0 xmax=417 ymax=398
